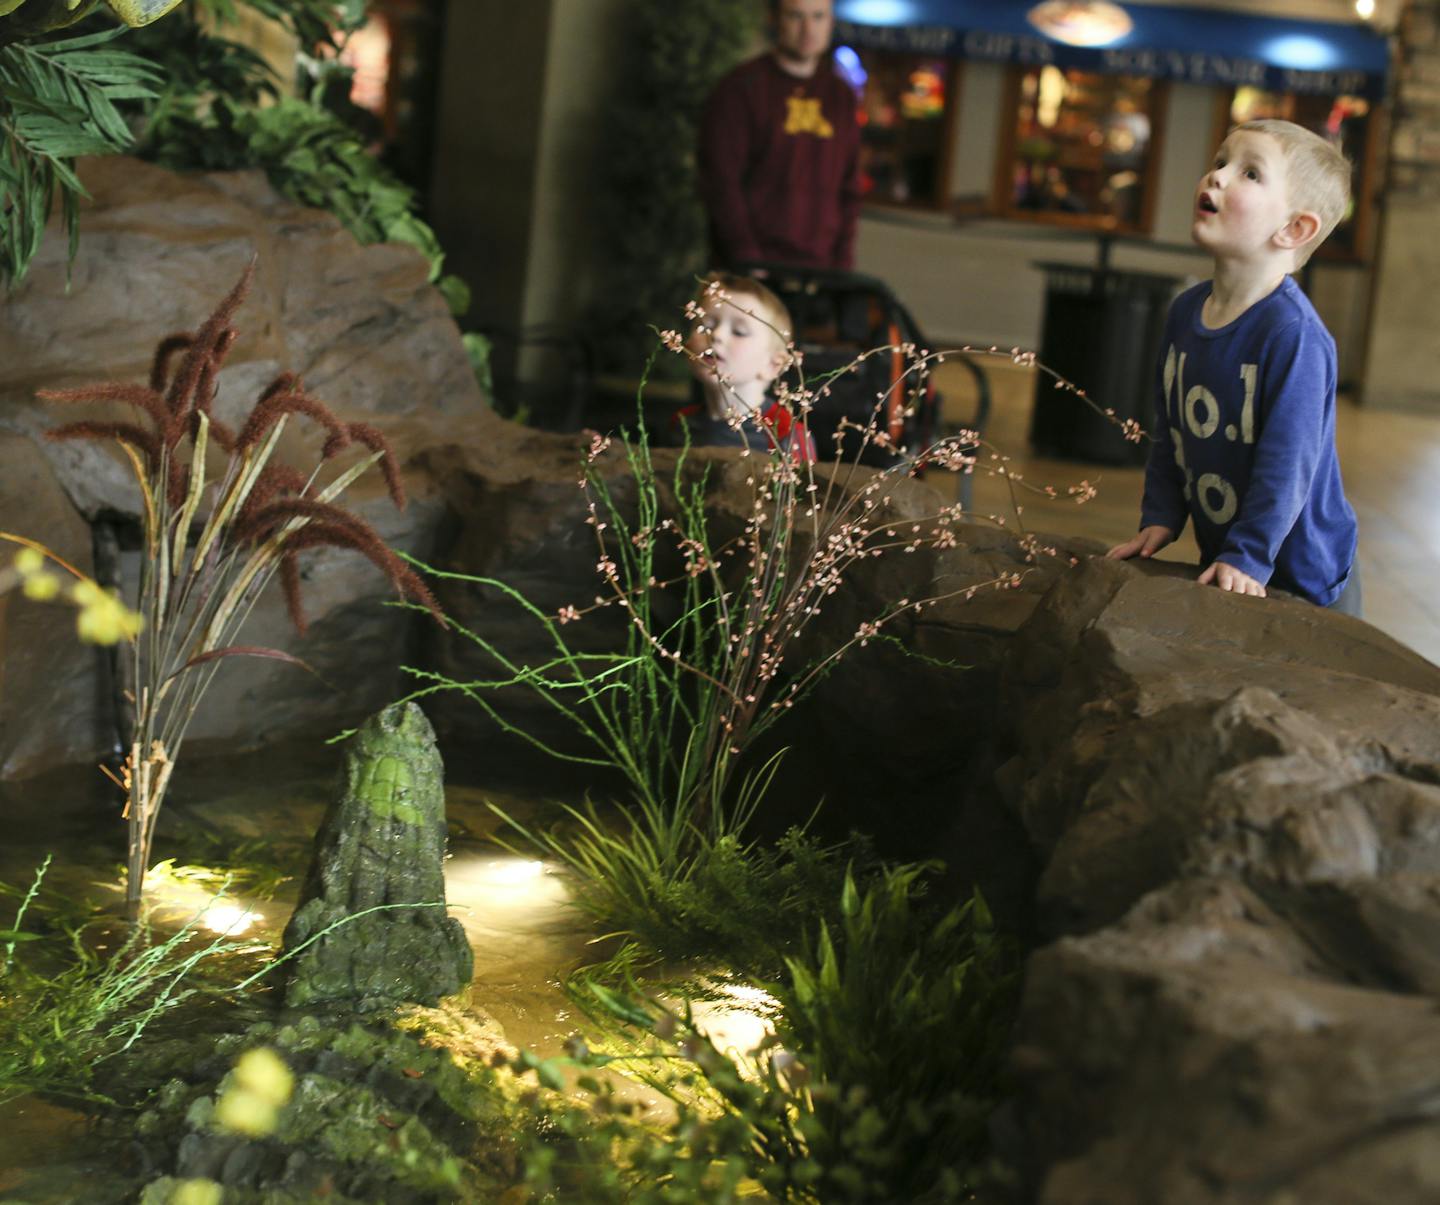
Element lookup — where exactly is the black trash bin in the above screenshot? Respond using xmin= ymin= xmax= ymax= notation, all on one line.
xmin=1028 ymin=262 xmax=1181 ymax=465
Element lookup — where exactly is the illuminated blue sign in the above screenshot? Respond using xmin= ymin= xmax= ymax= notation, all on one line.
xmin=841 ymin=0 xmax=923 ymax=23
xmin=1264 ymin=35 xmax=1340 ymax=71
xmin=831 ymin=0 xmax=1390 ymax=98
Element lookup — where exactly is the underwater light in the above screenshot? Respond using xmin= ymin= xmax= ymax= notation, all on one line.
xmin=201 ymin=902 xmax=262 ymax=936
xmin=486 ymin=859 xmax=546 ymax=885
xmin=723 ymin=982 xmax=777 ymax=1008
xmin=443 ymin=854 xmax=568 ymax=919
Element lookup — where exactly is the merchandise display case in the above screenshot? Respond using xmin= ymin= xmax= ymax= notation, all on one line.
xmin=995 ymin=66 xmax=1168 ymax=234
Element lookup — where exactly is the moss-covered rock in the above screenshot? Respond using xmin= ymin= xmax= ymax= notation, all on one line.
xmin=280 ymin=703 xmax=473 ymax=1010
xmin=130 ymin=1016 xmax=524 ymax=1204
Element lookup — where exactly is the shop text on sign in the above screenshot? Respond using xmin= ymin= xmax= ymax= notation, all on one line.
xmin=1101 ymin=48 xmax=1371 ymax=95
xmin=836 ymin=21 xmax=1381 ymax=97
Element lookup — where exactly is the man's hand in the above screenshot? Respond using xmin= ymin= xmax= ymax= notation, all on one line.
xmin=1107 ymin=525 xmax=1174 ymax=561
xmin=1197 ymin=560 xmax=1267 ymax=597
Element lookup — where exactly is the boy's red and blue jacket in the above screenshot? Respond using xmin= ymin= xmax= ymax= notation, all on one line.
xmin=677 ymin=402 xmax=818 ymax=463
xmin=1139 ymin=276 xmax=1357 ymax=606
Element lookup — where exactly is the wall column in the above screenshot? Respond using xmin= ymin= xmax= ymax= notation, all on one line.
xmin=428 ymin=0 xmax=554 ymax=405
xmin=1361 ymin=0 xmax=1440 ymax=410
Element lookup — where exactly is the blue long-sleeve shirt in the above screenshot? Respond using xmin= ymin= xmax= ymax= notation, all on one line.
xmin=1139 ymin=277 xmax=1357 ymax=606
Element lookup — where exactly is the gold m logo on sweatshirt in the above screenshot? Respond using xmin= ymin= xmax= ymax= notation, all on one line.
xmin=784 ymin=96 xmax=833 ymax=138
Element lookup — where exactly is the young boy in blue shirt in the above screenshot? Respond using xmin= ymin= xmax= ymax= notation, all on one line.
xmin=1108 ymin=119 xmax=1360 ymax=615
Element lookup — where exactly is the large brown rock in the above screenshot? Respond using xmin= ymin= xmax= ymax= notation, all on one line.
xmin=0 ymin=156 xmax=508 ymax=773
xmin=0 ymin=434 xmax=108 ymax=779
xmin=1000 ymin=556 xmax=1440 ymax=1203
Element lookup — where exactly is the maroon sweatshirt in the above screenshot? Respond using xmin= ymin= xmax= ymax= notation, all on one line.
xmin=698 ymin=53 xmax=862 ymax=270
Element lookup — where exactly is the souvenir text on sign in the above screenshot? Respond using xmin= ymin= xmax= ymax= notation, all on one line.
xmin=834 ymin=0 xmax=1391 ymax=100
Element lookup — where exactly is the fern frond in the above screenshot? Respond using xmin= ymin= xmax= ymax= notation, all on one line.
xmin=0 ymin=26 xmax=159 ymax=287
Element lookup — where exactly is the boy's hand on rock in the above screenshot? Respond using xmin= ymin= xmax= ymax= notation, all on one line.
xmin=1198 ymin=560 xmax=1267 ymax=597
xmin=1107 ymin=525 xmax=1174 ymax=561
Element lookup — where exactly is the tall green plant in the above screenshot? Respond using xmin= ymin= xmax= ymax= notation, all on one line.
xmin=0 ymin=857 xmax=266 ymax=1108
xmin=397 ymin=419 xmax=743 ymax=821
xmin=505 ymin=864 xmax=1020 ymax=1202
xmin=399 ymin=377 xmax=1019 ymax=832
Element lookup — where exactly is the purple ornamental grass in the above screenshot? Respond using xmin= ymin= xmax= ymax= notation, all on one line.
xmin=40 ymin=258 xmax=442 ymax=919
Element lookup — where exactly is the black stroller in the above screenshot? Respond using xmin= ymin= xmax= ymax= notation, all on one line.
xmin=737 ymin=262 xmax=990 ymax=498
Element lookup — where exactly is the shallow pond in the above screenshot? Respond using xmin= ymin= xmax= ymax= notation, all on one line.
xmin=0 ymin=740 xmax=707 ymax=1199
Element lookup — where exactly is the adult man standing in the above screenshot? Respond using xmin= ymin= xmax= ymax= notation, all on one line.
xmin=698 ymin=0 xmax=862 ymax=271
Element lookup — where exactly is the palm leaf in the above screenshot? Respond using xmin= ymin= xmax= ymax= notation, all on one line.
xmin=106 ymin=0 xmax=189 ymax=27
xmin=0 ymin=25 xmax=160 ymax=286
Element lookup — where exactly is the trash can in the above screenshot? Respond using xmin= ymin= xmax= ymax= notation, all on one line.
xmin=1028 ymin=262 xmax=1181 ymax=466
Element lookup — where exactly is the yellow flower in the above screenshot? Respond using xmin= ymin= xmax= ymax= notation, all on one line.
xmin=13 ymin=547 xmax=44 ymax=576
xmin=69 ymin=582 xmax=143 ymax=645
xmin=70 ymin=578 xmax=102 ymax=606
xmin=232 ymin=1047 xmax=294 ymax=1108
xmin=169 ymin=1180 xmax=223 ymax=1205
xmin=213 ymin=1047 xmax=293 ymax=1137
xmin=21 ymin=570 xmax=61 ymax=601
xmin=213 ymin=1091 xmax=279 ymax=1137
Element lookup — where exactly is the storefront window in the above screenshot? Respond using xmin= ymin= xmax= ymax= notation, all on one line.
xmin=1220 ymin=87 xmax=1374 ymax=259
xmin=851 ymin=50 xmax=959 ymax=210
xmin=996 ymin=66 xmax=1166 ymax=233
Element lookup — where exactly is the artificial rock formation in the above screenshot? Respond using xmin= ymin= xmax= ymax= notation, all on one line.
xmin=1000 ymin=558 xmax=1440 ymax=1204
xmin=282 ymin=702 xmax=472 ymax=1010
xmin=127 ymin=1014 xmax=518 ymax=1203
xmin=0 ymin=156 xmax=489 ymax=774
xmin=0 ymin=432 xmax=109 ymax=778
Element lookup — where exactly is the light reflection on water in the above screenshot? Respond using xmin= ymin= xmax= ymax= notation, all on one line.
xmin=442 ymin=847 xmax=594 ymax=1056
xmin=0 ymin=759 xmax=678 ymax=1191
xmin=686 ymin=981 xmax=779 ymax=1069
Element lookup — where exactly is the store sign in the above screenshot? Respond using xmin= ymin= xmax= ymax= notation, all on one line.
xmin=834 ymin=0 xmax=1390 ymax=98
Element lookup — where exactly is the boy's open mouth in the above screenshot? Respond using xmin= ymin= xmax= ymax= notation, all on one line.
xmin=1198 ymin=193 xmax=1218 ymax=214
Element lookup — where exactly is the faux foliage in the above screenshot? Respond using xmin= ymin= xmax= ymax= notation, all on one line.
xmin=2 ymin=0 xmax=469 ymax=316
xmin=771 ymin=867 xmax=1020 ymax=1200
xmin=0 ymin=26 xmax=160 ymax=285
xmin=0 ymin=857 xmax=266 ymax=1109
xmin=506 ymin=865 xmax=1020 ymax=1202
xmin=42 ymin=260 xmax=439 ymax=917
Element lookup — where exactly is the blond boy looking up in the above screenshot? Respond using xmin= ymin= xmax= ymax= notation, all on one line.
xmin=1108 ymin=119 xmax=1360 ymax=614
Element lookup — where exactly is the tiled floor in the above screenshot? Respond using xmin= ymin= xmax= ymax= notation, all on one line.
xmin=929 ymin=356 xmax=1440 ymax=666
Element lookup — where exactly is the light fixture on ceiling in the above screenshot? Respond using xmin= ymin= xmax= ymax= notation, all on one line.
xmin=1264 ymin=34 xmax=1339 ymax=70
xmin=1355 ymin=0 xmax=1376 ymax=19
xmin=1027 ymin=0 xmax=1134 ymax=48
xmin=838 ymin=0 xmax=922 ymax=24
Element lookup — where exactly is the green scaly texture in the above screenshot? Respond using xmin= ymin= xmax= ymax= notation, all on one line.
xmin=280 ymin=703 xmax=473 ymax=1011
